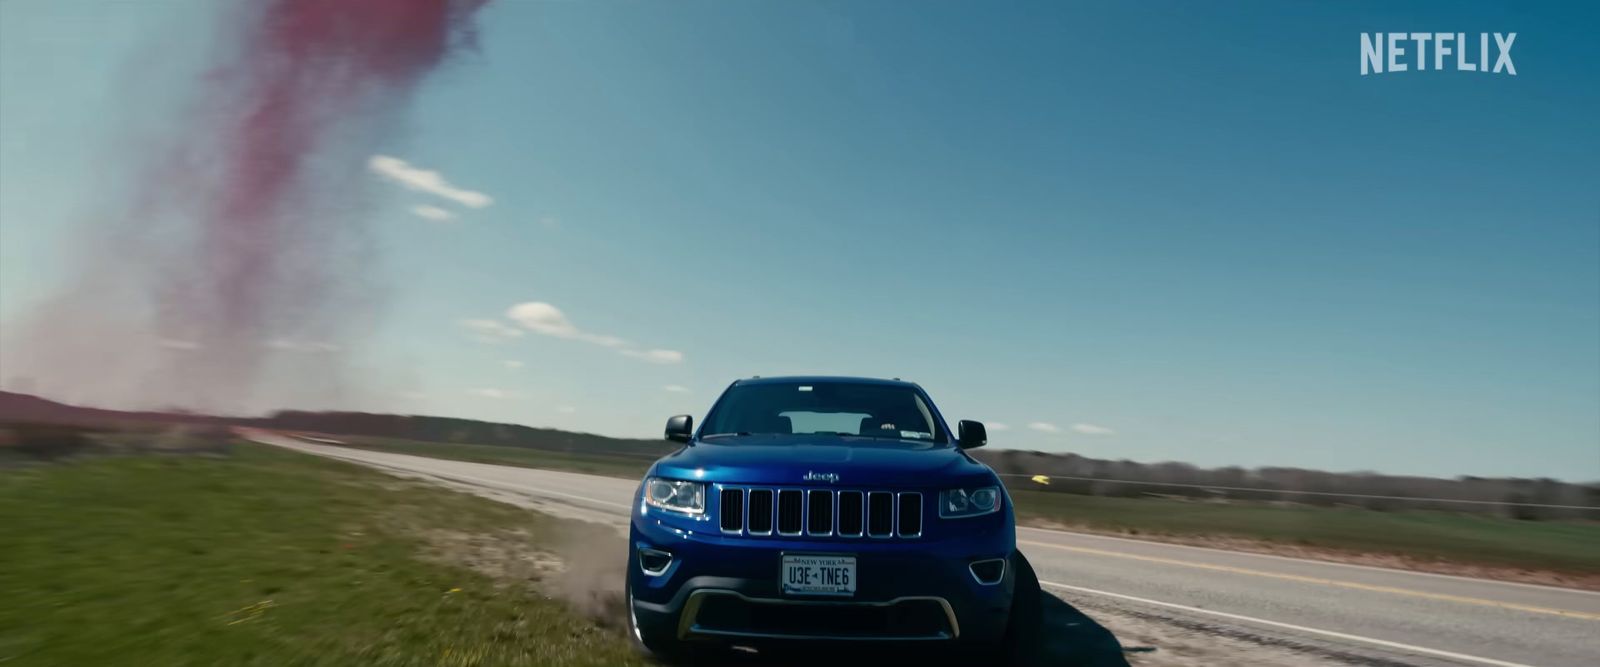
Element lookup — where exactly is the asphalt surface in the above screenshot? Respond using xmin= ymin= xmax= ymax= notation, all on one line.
xmin=249 ymin=432 xmax=1599 ymax=667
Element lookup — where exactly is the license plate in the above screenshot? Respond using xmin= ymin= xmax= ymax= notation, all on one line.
xmin=781 ymin=554 xmax=856 ymax=596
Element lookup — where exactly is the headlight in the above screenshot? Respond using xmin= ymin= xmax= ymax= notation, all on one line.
xmin=643 ymin=477 xmax=705 ymax=515
xmin=940 ymin=486 xmax=1001 ymax=518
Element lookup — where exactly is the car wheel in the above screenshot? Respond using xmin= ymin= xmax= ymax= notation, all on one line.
xmin=625 ymin=579 xmax=680 ymax=660
xmin=999 ymin=549 xmax=1044 ymax=666
xmin=626 ymin=580 xmax=718 ymax=665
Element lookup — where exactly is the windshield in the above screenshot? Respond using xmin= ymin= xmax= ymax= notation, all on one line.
xmin=700 ymin=382 xmax=947 ymax=443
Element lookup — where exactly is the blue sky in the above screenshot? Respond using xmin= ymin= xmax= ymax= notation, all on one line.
xmin=2 ymin=1 xmax=1596 ymax=479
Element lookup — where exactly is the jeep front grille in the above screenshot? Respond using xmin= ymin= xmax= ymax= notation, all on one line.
xmin=717 ymin=486 xmax=923 ymax=539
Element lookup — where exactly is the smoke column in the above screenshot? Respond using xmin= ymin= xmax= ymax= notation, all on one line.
xmin=5 ymin=0 xmax=487 ymax=412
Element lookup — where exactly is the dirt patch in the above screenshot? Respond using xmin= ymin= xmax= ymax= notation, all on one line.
xmin=542 ymin=522 xmax=630 ymax=624
xmin=420 ymin=528 xmax=565 ymax=584
xmin=320 ymin=457 xmax=635 ymax=628
xmin=1023 ymin=518 xmax=1600 ymax=592
xmin=413 ymin=519 xmax=630 ymax=626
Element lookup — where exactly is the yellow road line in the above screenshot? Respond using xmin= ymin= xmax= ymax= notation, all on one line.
xmin=1018 ymin=539 xmax=1600 ymax=621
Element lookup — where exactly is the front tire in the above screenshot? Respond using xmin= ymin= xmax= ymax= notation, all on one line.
xmin=626 ymin=580 xmax=720 ymax=665
xmin=625 ymin=579 xmax=680 ymax=660
xmin=998 ymin=549 xmax=1044 ymax=666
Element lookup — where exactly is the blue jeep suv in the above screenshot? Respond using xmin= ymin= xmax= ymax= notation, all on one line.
xmin=626 ymin=376 xmax=1040 ymax=661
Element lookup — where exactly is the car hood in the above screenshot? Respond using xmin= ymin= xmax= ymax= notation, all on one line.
xmin=650 ymin=434 xmax=994 ymax=487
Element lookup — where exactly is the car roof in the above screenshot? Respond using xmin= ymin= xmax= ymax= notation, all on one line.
xmin=732 ymin=375 xmax=920 ymax=389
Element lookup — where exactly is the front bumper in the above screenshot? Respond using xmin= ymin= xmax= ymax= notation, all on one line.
xmin=628 ymin=511 xmax=1016 ymax=643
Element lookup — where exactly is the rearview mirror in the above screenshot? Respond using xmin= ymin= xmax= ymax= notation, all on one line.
xmin=665 ymin=415 xmax=693 ymax=443
xmin=957 ymin=420 xmax=987 ymax=450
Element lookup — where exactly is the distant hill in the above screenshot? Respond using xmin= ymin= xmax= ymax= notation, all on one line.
xmin=0 ymin=391 xmax=673 ymax=459
xmin=0 ymin=391 xmax=230 ymax=427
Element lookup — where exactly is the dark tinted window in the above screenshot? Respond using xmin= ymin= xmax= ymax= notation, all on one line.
xmin=701 ymin=382 xmax=946 ymax=443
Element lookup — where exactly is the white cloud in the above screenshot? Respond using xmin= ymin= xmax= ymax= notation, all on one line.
xmin=621 ymin=348 xmax=685 ymax=364
xmin=266 ymin=339 xmax=341 ymax=353
xmin=588 ymin=335 xmax=629 ymax=348
xmin=507 ymin=302 xmax=581 ymax=338
xmin=1027 ymin=422 xmax=1062 ymax=434
xmin=503 ymin=360 xmax=524 ymax=370
xmin=505 ymin=301 xmax=683 ymax=364
xmin=368 ymin=155 xmax=492 ymax=209
xmin=158 ymin=338 xmax=200 ymax=351
xmin=556 ymin=406 xmax=577 ymax=414
xmin=469 ymin=388 xmax=521 ymax=400
xmin=986 ymin=422 xmax=1010 ymax=431
xmin=411 ymin=204 xmax=456 ymax=222
xmin=663 ymin=384 xmax=690 ymax=393
xmin=460 ymin=319 xmax=524 ymax=343
xmin=1071 ymin=423 xmax=1116 ymax=436
xmin=539 ymin=216 xmax=560 ymax=229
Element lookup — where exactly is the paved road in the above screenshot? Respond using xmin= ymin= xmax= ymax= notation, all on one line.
xmin=250 ymin=432 xmax=1599 ymax=667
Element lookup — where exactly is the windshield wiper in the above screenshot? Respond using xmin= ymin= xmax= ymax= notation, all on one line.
xmin=852 ymin=433 xmax=936 ymax=442
xmin=699 ymin=432 xmax=751 ymax=439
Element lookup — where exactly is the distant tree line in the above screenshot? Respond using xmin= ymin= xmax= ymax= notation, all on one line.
xmin=254 ymin=410 xmax=675 ymax=459
xmin=972 ymin=449 xmax=1600 ymax=520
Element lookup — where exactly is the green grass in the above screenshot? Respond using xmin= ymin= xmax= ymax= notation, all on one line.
xmin=304 ymin=435 xmax=1600 ymax=576
xmin=1011 ymin=489 xmax=1600 ymax=574
xmin=0 ymin=443 xmax=645 ymax=667
xmin=334 ymin=436 xmax=653 ymax=479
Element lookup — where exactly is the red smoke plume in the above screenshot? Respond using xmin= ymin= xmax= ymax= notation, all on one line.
xmin=5 ymin=0 xmax=487 ymax=412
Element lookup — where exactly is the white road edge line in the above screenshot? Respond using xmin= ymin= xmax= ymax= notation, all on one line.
xmin=1020 ymin=526 xmax=1600 ymax=597
xmin=1038 ymin=579 xmax=1536 ymax=667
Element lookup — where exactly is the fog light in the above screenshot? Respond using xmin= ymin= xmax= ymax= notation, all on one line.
xmin=969 ymin=557 xmax=1006 ymax=585
xmin=638 ymin=547 xmax=674 ymax=576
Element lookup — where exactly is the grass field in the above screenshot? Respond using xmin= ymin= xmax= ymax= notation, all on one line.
xmin=316 ymin=435 xmax=1600 ymax=577
xmin=1010 ymin=489 xmax=1600 ymax=575
xmin=0 ymin=442 xmax=644 ymax=667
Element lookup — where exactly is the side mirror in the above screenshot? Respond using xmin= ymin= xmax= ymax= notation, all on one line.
xmin=957 ymin=420 xmax=987 ymax=450
xmin=664 ymin=415 xmax=694 ymax=443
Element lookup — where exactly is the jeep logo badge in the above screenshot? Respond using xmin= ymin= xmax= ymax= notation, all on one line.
xmin=802 ymin=471 xmax=839 ymax=483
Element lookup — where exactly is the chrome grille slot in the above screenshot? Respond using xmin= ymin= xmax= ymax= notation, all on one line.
xmin=719 ymin=488 xmax=744 ymax=533
xmin=897 ymin=492 xmax=923 ymax=537
xmin=838 ymin=491 xmax=864 ymax=536
xmin=807 ymin=490 xmax=834 ymax=535
xmin=777 ymin=490 xmax=804 ymax=535
xmin=867 ymin=492 xmax=895 ymax=537
xmin=748 ymin=489 xmax=774 ymax=535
